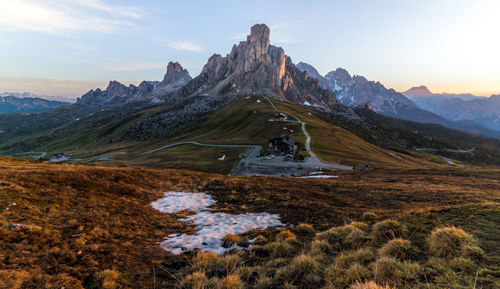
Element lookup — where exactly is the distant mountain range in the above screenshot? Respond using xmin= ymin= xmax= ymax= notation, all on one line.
xmin=295 ymin=63 xmax=500 ymax=137
xmin=403 ymin=86 xmax=500 ymax=131
xmin=0 ymin=92 xmax=70 ymax=114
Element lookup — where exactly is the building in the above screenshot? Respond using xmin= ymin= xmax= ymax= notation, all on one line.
xmin=273 ymin=113 xmax=288 ymax=121
xmin=267 ymin=136 xmax=298 ymax=155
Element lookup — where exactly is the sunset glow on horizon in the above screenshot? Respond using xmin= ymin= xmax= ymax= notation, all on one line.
xmin=1 ymin=0 xmax=499 ymax=98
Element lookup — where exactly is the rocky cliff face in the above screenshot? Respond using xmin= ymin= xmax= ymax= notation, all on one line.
xmin=172 ymin=24 xmax=337 ymax=109
xmin=77 ymin=62 xmax=191 ymax=107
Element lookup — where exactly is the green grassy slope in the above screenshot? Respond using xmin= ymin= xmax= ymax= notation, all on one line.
xmin=1 ymin=95 xmax=465 ymax=172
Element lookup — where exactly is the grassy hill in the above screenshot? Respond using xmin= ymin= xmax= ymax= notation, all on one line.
xmin=0 ymin=157 xmax=498 ymax=288
xmin=2 ymin=95 xmax=498 ymax=173
xmin=0 ymin=96 xmax=455 ymax=173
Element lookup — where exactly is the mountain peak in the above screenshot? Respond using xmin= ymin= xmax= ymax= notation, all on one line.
xmin=162 ymin=61 xmax=190 ymax=85
xmin=403 ymin=85 xmax=433 ymax=97
xmin=172 ymin=24 xmax=337 ymax=109
xmin=247 ymin=24 xmax=270 ymax=51
xmin=296 ymin=62 xmax=322 ymax=80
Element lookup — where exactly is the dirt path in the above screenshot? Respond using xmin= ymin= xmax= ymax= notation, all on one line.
xmin=263 ymin=96 xmax=352 ymax=171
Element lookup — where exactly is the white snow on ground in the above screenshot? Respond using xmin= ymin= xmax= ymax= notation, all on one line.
xmin=151 ymin=192 xmax=283 ymax=254
xmin=49 ymin=156 xmax=69 ymax=162
xmin=151 ymin=192 xmax=216 ymax=214
xmin=304 ymin=101 xmax=311 ymax=106
xmin=441 ymin=157 xmax=465 ymax=167
xmin=297 ymin=175 xmax=338 ymax=179
xmin=388 ymin=152 xmax=402 ymax=159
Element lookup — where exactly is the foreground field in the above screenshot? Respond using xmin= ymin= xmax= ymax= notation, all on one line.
xmin=0 ymin=157 xmax=498 ymax=288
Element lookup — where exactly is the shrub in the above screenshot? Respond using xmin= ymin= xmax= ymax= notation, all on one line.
xmin=254 ymin=276 xmax=272 ymax=289
xmin=276 ymin=254 xmax=321 ymax=288
xmin=377 ymin=238 xmax=415 ymax=260
xmin=100 ymin=269 xmax=120 ymax=289
xmin=344 ymin=229 xmax=368 ymax=249
xmin=237 ymin=266 xmax=254 ymax=281
xmin=309 ymin=239 xmax=332 ymax=259
xmin=183 ymin=271 xmax=210 ymax=289
xmin=349 ymin=280 xmax=394 ymax=289
xmin=220 ymin=274 xmax=243 ymax=289
xmin=372 ymin=257 xmax=421 ymax=286
xmin=222 ymin=234 xmax=242 ymax=248
xmin=427 ymin=226 xmax=477 ymax=258
xmin=293 ymin=223 xmax=315 ymax=236
xmin=335 ymin=248 xmax=375 ymax=268
xmin=193 ymin=251 xmax=219 ymax=270
xmin=361 ymin=212 xmax=378 ymax=222
xmin=350 ymin=221 xmax=370 ymax=231
xmin=325 ymin=263 xmax=371 ymax=288
xmin=218 ymin=254 xmax=241 ymax=273
xmin=314 ymin=224 xmax=357 ymax=250
xmin=253 ymin=235 xmax=268 ymax=245
xmin=277 ymin=230 xmax=297 ymax=242
xmin=262 ymin=241 xmax=294 ymax=258
xmin=371 ymin=220 xmax=406 ymax=244
xmin=449 ymin=257 xmax=476 ymax=274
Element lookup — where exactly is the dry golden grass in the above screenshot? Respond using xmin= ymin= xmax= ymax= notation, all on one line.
xmin=222 ymin=234 xmax=243 ymax=248
xmin=377 ymin=238 xmax=414 ymax=260
xmin=427 ymin=226 xmax=478 ymax=258
xmin=371 ymin=219 xmax=407 ymax=244
xmin=0 ymin=156 xmax=498 ymax=288
xmin=349 ymin=280 xmax=395 ymax=289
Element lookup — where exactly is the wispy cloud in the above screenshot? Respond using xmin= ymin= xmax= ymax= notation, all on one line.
xmin=168 ymin=41 xmax=203 ymax=52
xmin=0 ymin=0 xmax=141 ymax=34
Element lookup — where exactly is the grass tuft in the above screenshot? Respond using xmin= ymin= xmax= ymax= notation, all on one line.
xmin=371 ymin=219 xmax=407 ymax=244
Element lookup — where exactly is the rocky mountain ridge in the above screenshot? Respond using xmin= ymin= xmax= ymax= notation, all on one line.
xmin=296 ymin=62 xmax=416 ymax=114
xmin=76 ymin=61 xmax=191 ymax=107
xmin=296 ymin=62 xmax=500 ymax=137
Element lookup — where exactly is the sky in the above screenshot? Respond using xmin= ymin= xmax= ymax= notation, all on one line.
xmin=0 ymin=0 xmax=499 ymax=100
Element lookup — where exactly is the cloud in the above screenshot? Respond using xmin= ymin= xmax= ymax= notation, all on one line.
xmin=0 ymin=0 xmax=141 ymax=34
xmin=168 ymin=41 xmax=203 ymax=52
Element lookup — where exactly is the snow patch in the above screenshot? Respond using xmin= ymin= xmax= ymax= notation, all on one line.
xmin=303 ymin=101 xmax=311 ymax=106
xmin=151 ymin=192 xmax=215 ymax=214
xmin=151 ymin=192 xmax=283 ymax=254
xmin=297 ymin=175 xmax=338 ymax=179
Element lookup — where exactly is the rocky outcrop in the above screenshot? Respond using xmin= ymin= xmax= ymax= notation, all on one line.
xmin=171 ymin=24 xmax=337 ymax=109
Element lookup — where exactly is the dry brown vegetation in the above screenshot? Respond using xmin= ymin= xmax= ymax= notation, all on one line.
xmin=0 ymin=156 xmax=498 ymax=288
